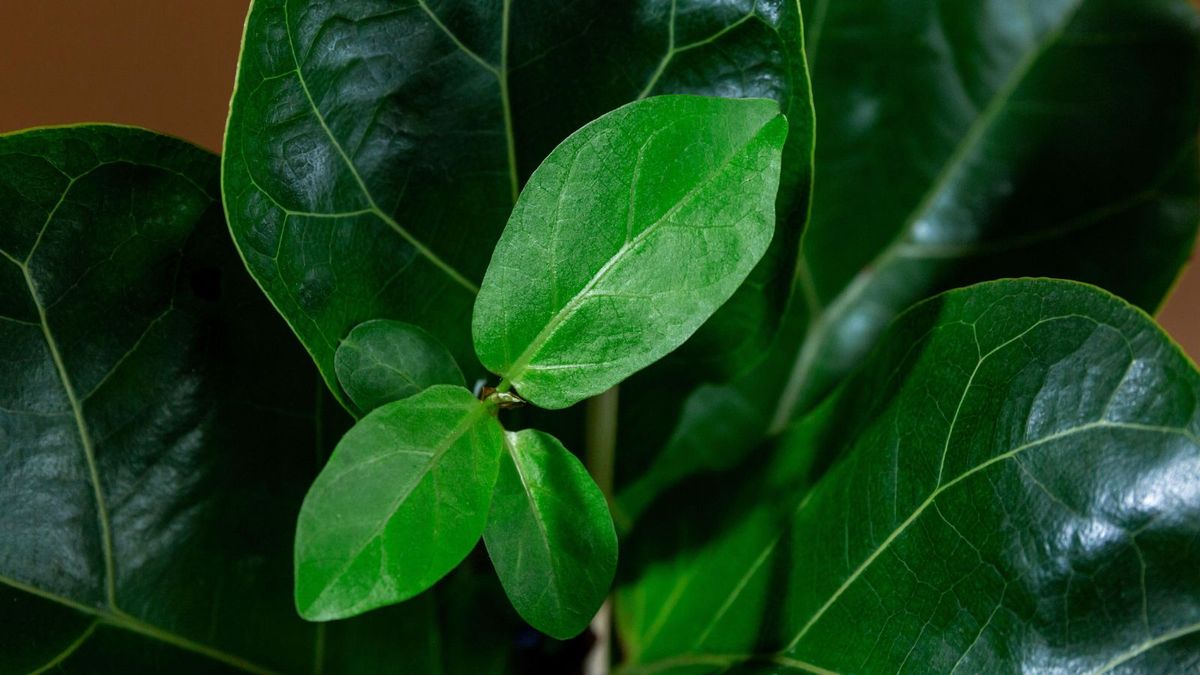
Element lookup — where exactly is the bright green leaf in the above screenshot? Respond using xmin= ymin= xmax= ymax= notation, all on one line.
xmin=223 ymin=0 xmax=814 ymax=410
xmin=335 ymin=319 xmax=464 ymax=414
xmin=619 ymin=279 xmax=1200 ymax=672
xmin=473 ymin=95 xmax=787 ymax=409
xmin=483 ymin=429 xmax=617 ymax=639
xmin=295 ymin=385 xmax=503 ymax=621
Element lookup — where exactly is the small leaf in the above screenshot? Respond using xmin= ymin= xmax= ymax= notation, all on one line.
xmin=335 ymin=319 xmax=464 ymax=414
xmin=483 ymin=429 xmax=617 ymax=639
xmin=295 ymin=385 xmax=504 ymax=621
xmin=473 ymin=95 xmax=787 ymax=409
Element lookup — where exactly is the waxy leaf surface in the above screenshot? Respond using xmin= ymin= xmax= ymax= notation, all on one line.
xmin=613 ymin=0 xmax=1200 ymax=536
xmin=773 ymin=0 xmax=1200 ymax=423
xmin=0 ymin=125 xmax=520 ymax=674
xmin=223 ymin=0 xmax=813 ymax=408
xmin=483 ymin=429 xmax=617 ymax=639
xmin=295 ymin=384 xmax=503 ymax=620
xmin=473 ymin=96 xmax=786 ymax=409
xmin=335 ymin=319 xmax=464 ymax=414
xmin=619 ymin=279 xmax=1200 ymax=673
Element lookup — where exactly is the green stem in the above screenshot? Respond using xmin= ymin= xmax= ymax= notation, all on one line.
xmin=584 ymin=386 xmax=619 ymax=675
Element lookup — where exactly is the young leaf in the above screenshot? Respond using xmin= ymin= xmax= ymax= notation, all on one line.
xmin=473 ymin=95 xmax=787 ymax=409
xmin=336 ymin=319 xmax=464 ymax=414
xmin=483 ymin=429 xmax=617 ymax=639
xmin=618 ymin=279 xmax=1200 ymax=672
xmin=223 ymin=0 xmax=813 ymax=409
xmin=295 ymin=385 xmax=504 ymax=621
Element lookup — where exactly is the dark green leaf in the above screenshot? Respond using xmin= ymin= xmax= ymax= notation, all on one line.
xmin=483 ymin=429 xmax=617 ymax=639
xmin=0 ymin=125 xmax=517 ymax=674
xmin=772 ymin=0 xmax=1200 ymax=424
xmin=619 ymin=279 xmax=1200 ymax=673
xmin=614 ymin=0 xmax=1200 ymax=539
xmin=222 ymin=0 xmax=813 ymax=408
xmin=472 ymin=96 xmax=787 ymax=409
xmin=335 ymin=319 xmax=464 ymax=414
xmin=295 ymin=384 xmax=503 ymax=620
xmin=0 ymin=124 xmax=315 ymax=674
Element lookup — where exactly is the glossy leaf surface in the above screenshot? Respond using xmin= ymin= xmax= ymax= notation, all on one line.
xmin=335 ymin=319 xmax=464 ymax=414
xmin=223 ymin=0 xmax=813 ymax=408
xmin=772 ymin=0 xmax=1200 ymax=425
xmin=473 ymin=96 xmax=786 ymax=409
xmin=0 ymin=126 xmax=517 ymax=674
xmin=612 ymin=0 xmax=1200 ymax=540
xmin=295 ymin=385 xmax=503 ymax=620
xmin=483 ymin=429 xmax=617 ymax=639
xmin=619 ymin=279 xmax=1200 ymax=673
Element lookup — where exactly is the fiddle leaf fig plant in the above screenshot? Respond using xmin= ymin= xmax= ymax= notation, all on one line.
xmin=6 ymin=0 xmax=1200 ymax=672
xmin=295 ymin=94 xmax=789 ymax=638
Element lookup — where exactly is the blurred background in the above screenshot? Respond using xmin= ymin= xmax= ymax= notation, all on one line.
xmin=0 ymin=2 xmax=1195 ymax=359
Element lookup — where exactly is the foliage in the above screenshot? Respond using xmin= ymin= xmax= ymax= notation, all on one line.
xmin=3 ymin=0 xmax=1200 ymax=672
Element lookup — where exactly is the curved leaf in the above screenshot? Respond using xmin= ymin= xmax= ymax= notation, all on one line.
xmin=770 ymin=0 xmax=1200 ymax=424
xmin=222 ymin=0 xmax=813 ymax=409
xmin=614 ymin=0 xmax=1200 ymax=539
xmin=335 ymin=319 xmax=464 ymax=414
xmin=473 ymin=96 xmax=787 ymax=409
xmin=483 ymin=429 xmax=617 ymax=639
xmin=295 ymin=384 xmax=503 ymax=620
xmin=619 ymin=279 xmax=1200 ymax=673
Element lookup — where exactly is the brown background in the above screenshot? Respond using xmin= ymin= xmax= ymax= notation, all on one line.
xmin=1 ymin=2 xmax=1196 ymax=358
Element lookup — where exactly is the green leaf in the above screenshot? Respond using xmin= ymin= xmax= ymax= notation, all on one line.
xmin=619 ymin=279 xmax=1200 ymax=672
xmin=483 ymin=429 xmax=617 ymax=639
xmin=613 ymin=0 xmax=1200 ymax=537
xmin=770 ymin=0 xmax=1200 ymax=424
xmin=223 ymin=0 xmax=813 ymax=409
xmin=472 ymin=96 xmax=787 ymax=410
xmin=295 ymin=384 xmax=504 ymax=621
xmin=0 ymin=125 xmax=517 ymax=674
xmin=335 ymin=319 xmax=464 ymax=414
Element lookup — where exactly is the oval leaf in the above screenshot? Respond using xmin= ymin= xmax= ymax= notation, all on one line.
xmin=295 ymin=384 xmax=504 ymax=621
xmin=483 ymin=429 xmax=617 ymax=639
xmin=336 ymin=319 xmax=464 ymax=414
xmin=619 ymin=279 xmax=1200 ymax=672
xmin=472 ymin=95 xmax=787 ymax=409
xmin=223 ymin=0 xmax=813 ymax=409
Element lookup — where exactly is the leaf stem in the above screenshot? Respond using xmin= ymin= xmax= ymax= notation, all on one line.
xmin=584 ymin=386 xmax=619 ymax=675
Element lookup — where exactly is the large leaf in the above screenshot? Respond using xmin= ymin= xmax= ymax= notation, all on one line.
xmin=0 ymin=125 xmax=516 ymax=674
xmin=222 ymin=0 xmax=814 ymax=409
xmin=483 ymin=429 xmax=617 ymax=639
xmin=619 ymin=279 xmax=1200 ymax=672
xmin=295 ymin=384 xmax=504 ymax=620
xmin=473 ymin=96 xmax=787 ymax=409
xmin=770 ymin=0 xmax=1200 ymax=425
xmin=613 ymin=0 xmax=1200 ymax=532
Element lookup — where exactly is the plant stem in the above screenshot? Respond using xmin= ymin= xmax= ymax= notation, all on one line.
xmin=585 ymin=386 xmax=619 ymax=499
xmin=584 ymin=386 xmax=619 ymax=675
